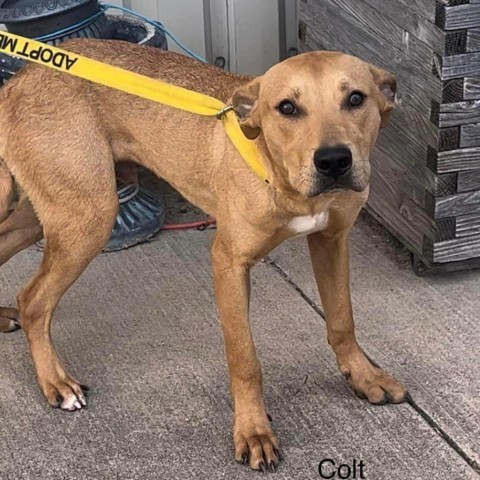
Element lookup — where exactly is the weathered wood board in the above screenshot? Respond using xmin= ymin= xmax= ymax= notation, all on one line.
xmin=437 ymin=147 xmax=480 ymax=172
xmin=465 ymin=77 xmax=480 ymax=98
xmin=458 ymin=169 xmax=480 ymax=191
xmin=300 ymin=0 xmax=480 ymax=271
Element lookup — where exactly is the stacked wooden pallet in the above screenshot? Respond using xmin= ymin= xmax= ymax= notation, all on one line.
xmin=299 ymin=0 xmax=480 ymax=273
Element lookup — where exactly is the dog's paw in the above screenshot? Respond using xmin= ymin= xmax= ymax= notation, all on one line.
xmin=342 ymin=362 xmax=407 ymax=405
xmin=40 ymin=376 xmax=88 ymax=412
xmin=0 ymin=307 xmax=20 ymax=333
xmin=234 ymin=415 xmax=280 ymax=472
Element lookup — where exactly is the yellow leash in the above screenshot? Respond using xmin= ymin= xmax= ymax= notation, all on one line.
xmin=0 ymin=31 xmax=271 ymax=186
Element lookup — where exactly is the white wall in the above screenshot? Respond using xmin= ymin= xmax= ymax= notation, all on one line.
xmin=125 ymin=0 xmax=297 ymax=75
xmin=125 ymin=0 xmax=207 ymax=58
xmin=104 ymin=0 xmax=125 ymax=13
xmin=226 ymin=0 xmax=280 ymax=74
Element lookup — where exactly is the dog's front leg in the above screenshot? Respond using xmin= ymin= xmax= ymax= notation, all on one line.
xmin=308 ymin=229 xmax=407 ymax=405
xmin=211 ymin=233 xmax=279 ymax=472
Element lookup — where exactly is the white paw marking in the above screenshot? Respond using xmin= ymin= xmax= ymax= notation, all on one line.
xmin=288 ymin=210 xmax=329 ymax=236
xmin=61 ymin=392 xmax=86 ymax=411
xmin=8 ymin=320 xmax=18 ymax=332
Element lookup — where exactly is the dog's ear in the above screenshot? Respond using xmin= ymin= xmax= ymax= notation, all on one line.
xmin=232 ymin=77 xmax=262 ymax=140
xmin=369 ymin=65 xmax=397 ymax=128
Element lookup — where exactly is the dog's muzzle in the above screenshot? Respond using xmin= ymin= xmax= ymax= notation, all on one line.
xmin=308 ymin=145 xmax=366 ymax=195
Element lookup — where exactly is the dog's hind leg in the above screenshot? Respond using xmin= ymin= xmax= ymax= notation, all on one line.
xmin=6 ymin=119 xmax=119 ymax=409
xmin=17 ymin=173 xmax=117 ymax=409
xmin=0 ymin=196 xmax=43 ymax=332
xmin=18 ymin=190 xmax=117 ymax=410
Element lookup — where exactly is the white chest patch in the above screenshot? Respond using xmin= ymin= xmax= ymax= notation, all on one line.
xmin=288 ymin=210 xmax=329 ymax=236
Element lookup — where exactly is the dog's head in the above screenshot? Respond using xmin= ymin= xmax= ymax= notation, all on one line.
xmin=232 ymin=51 xmax=396 ymax=196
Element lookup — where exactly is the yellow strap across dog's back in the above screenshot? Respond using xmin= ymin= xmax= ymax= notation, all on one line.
xmin=0 ymin=31 xmax=270 ymax=185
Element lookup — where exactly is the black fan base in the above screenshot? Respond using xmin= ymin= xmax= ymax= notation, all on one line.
xmin=105 ymin=184 xmax=165 ymax=252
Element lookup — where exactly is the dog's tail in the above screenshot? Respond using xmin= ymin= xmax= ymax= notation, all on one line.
xmin=0 ymin=160 xmax=13 ymax=223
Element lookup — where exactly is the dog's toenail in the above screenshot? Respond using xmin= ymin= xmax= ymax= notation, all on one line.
xmin=385 ymin=392 xmax=394 ymax=403
xmin=269 ymin=461 xmax=276 ymax=472
xmin=259 ymin=461 xmax=267 ymax=473
xmin=236 ymin=454 xmax=247 ymax=465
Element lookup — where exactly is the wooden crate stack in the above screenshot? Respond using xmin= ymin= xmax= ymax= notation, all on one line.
xmin=299 ymin=0 xmax=480 ymax=273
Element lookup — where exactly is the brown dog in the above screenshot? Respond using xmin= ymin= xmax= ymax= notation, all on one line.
xmin=0 ymin=40 xmax=406 ymax=471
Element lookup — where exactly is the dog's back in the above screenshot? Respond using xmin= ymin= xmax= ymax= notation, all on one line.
xmin=57 ymin=39 xmax=251 ymax=103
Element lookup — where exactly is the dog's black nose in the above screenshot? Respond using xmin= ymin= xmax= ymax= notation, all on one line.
xmin=314 ymin=146 xmax=353 ymax=178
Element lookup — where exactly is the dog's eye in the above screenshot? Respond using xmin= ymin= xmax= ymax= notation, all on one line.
xmin=278 ymin=100 xmax=297 ymax=116
xmin=349 ymin=91 xmax=365 ymax=108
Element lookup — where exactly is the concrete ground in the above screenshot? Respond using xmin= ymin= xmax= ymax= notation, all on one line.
xmin=0 ymin=184 xmax=479 ymax=480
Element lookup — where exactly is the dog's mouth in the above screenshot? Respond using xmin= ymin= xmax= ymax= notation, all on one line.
xmin=323 ymin=184 xmax=347 ymax=194
xmin=305 ymin=169 xmax=369 ymax=197
xmin=308 ymin=181 xmax=364 ymax=197
xmin=327 ymin=181 xmax=367 ymax=193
